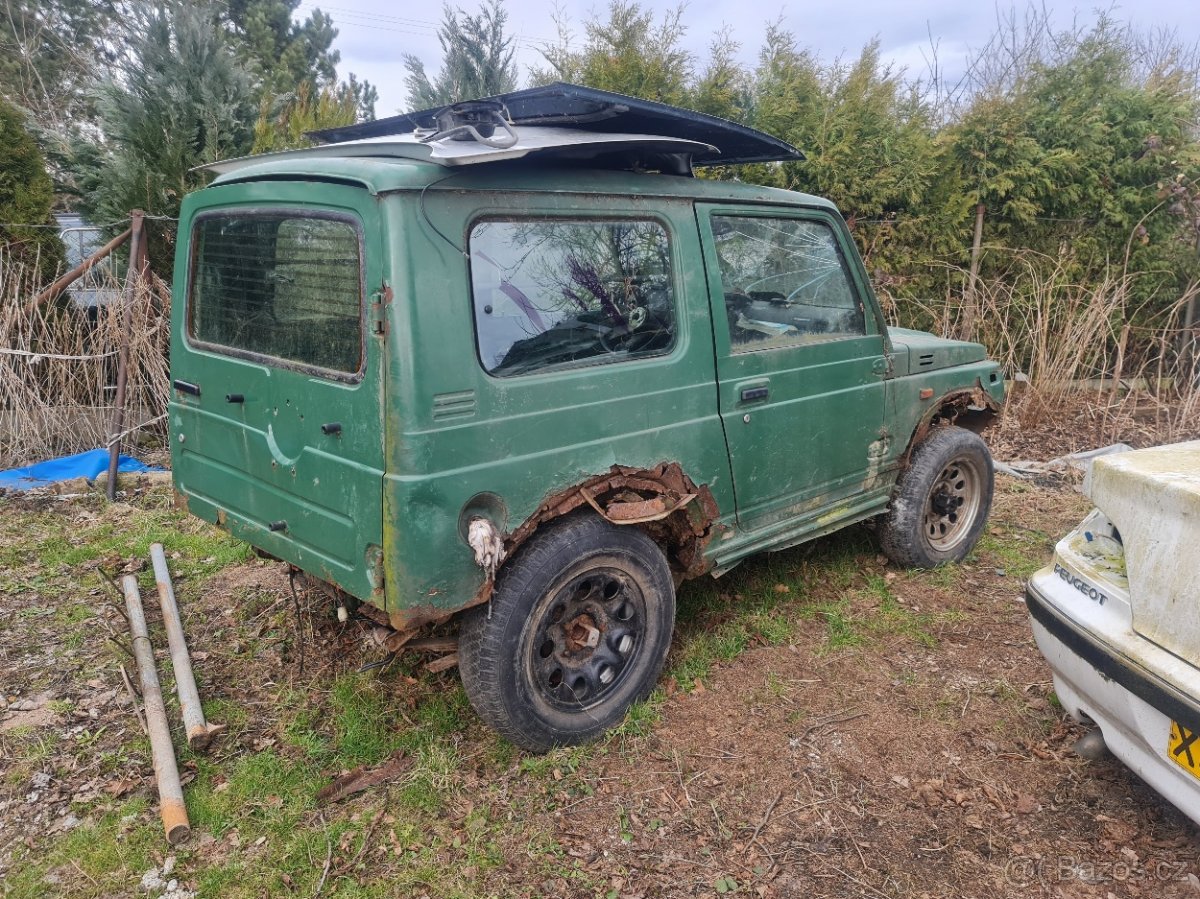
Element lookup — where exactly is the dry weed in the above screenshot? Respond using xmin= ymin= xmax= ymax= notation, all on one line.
xmin=901 ymin=253 xmax=1200 ymax=446
xmin=0 ymin=248 xmax=169 ymax=468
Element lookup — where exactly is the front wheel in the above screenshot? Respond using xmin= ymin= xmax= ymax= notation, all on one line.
xmin=879 ymin=425 xmax=995 ymax=568
xmin=458 ymin=514 xmax=675 ymax=753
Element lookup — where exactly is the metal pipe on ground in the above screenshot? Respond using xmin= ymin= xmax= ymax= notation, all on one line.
xmin=122 ymin=574 xmax=191 ymax=845
xmin=150 ymin=543 xmax=224 ymax=750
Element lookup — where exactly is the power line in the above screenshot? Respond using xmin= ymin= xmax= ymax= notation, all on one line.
xmin=300 ymin=1 xmax=556 ymax=43
xmin=295 ymin=2 xmax=554 ymax=47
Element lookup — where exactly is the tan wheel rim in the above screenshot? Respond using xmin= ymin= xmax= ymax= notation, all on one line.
xmin=923 ymin=455 xmax=983 ymax=553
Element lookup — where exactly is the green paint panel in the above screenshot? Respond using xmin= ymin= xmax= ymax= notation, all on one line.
xmin=172 ymin=157 xmax=1005 ymax=622
xmin=170 ymin=181 xmax=385 ymax=600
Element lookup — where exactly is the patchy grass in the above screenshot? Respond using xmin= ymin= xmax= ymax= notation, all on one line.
xmin=972 ymin=527 xmax=1052 ymax=580
xmin=859 ymin=573 xmax=963 ymax=647
xmin=0 ymin=492 xmax=250 ymax=605
xmin=1 ymin=477 xmax=1117 ymax=898
xmin=37 ymin=508 xmax=247 ymax=577
xmin=666 ymin=537 xmax=868 ymax=686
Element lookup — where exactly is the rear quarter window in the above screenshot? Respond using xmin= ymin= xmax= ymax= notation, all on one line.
xmin=188 ymin=211 xmax=364 ymax=376
xmin=469 ymin=218 xmax=676 ymax=377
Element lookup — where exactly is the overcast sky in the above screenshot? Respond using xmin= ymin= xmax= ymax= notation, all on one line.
xmin=296 ymin=1 xmax=1200 ymax=116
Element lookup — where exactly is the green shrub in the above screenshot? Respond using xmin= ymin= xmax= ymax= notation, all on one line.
xmin=0 ymin=98 xmax=64 ymax=279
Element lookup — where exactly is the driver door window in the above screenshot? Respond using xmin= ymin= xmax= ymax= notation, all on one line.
xmin=711 ymin=216 xmax=864 ymax=351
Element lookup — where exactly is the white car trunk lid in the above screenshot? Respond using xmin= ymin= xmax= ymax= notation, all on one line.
xmin=1089 ymin=441 xmax=1200 ymax=666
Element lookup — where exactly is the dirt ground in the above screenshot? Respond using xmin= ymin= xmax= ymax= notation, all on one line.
xmin=2 ymin=452 xmax=1200 ymax=897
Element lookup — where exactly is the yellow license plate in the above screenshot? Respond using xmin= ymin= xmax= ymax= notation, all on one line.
xmin=1168 ymin=721 xmax=1200 ymax=779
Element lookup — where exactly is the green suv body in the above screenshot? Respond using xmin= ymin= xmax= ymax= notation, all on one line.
xmin=171 ymin=88 xmax=1003 ymax=749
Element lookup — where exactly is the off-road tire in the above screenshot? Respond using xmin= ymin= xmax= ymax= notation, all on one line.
xmin=879 ymin=425 xmax=994 ymax=569
xmin=458 ymin=514 xmax=675 ymax=753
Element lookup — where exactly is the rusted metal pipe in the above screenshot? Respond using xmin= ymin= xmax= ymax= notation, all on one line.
xmin=150 ymin=543 xmax=223 ymax=750
xmin=122 ymin=574 xmax=190 ymax=845
xmin=27 ymin=226 xmax=132 ymax=311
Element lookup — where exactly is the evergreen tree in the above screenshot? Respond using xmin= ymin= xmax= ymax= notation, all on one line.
xmin=747 ymin=22 xmax=822 ymax=160
xmin=346 ymin=73 xmax=380 ymax=123
xmin=403 ymin=0 xmax=518 ymax=110
xmin=0 ymin=97 xmax=64 ymax=278
xmin=252 ymin=81 xmax=360 ymax=152
xmin=690 ymin=28 xmax=751 ymax=124
xmin=0 ymin=0 xmax=119 ymax=202
xmin=941 ymin=16 xmax=1200 ymax=300
xmin=534 ymin=1 xmax=691 ymax=106
xmin=0 ymin=0 xmax=117 ymax=133
xmin=755 ymin=39 xmax=935 ymax=221
xmin=226 ymin=0 xmax=377 ymax=125
xmin=221 ymin=0 xmax=340 ymax=97
xmin=74 ymin=0 xmax=256 ymax=278
xmin=740 ymin=31 xmax=943 ymax=284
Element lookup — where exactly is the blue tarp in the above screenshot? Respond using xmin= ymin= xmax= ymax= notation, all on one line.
xmin=0 ymin=448 xmax=164 ymax=491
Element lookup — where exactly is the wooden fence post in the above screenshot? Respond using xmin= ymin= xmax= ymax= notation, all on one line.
xmin=105 ymin=210 xmax=147 ymax=501
xmin=963 ymin=202 xmax=986 ymax=340
xmin=1183 ymin=232 xmax=1200 ymax=382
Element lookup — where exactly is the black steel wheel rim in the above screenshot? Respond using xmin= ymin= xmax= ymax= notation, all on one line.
xmin=525 ymin=566 xmax=647 ymax=711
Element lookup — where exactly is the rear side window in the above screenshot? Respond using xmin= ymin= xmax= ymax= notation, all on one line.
xmin=188 ymin=212 xmax=363 ymax=375
xmin=469 ymin=219 xmax=676 ymax=377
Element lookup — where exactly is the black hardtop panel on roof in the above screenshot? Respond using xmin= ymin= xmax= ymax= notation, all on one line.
xmin=307 ymin=82 xmax=803 ymax=167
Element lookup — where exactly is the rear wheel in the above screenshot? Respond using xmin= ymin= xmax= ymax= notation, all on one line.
xmin=458 ymin=514 xmax=675 ymax=752
xmin=879 ymin=426 xmax=994 ymax=568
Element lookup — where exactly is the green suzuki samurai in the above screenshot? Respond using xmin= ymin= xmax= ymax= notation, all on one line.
xmin=170 ymin=84 xmax=1004 ymax=751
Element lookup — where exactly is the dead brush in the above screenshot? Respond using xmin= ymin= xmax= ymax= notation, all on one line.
xmin=0 ymin=247 xmax=170 ymax=469
xmin=899 ymin=252 xmax=1200 ymax=447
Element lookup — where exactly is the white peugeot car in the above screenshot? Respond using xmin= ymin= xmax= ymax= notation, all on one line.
xmin=1026 ymin=440 xmax=1200 ymax=826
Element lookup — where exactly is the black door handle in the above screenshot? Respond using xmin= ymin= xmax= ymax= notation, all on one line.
xmin=172 ymin=379 xmax=201 ymax=397
xmin=740 ymin=386 xmax=770 ymax=402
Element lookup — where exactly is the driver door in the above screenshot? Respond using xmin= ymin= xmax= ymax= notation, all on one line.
xmin=697 ymin=204 xmax=889 ymax=530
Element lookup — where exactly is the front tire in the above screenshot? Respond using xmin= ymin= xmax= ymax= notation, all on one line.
xmin=458 ymin=514 xmax=675 ymax=753
xmin=879 ymin=425 xmax=994 ymax=568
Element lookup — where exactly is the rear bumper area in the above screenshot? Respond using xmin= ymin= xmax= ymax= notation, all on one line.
xmin=1025 ymin=580 xmax=1200 ymax=826
xmin=1026 ymin=584 xmax=1200 ymax=733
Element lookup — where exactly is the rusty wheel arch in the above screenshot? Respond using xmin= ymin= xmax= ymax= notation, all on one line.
xmin=344 ymin=463 xmax=721 ymax=651
xmin=495 ymin=461 xmax=720 ymax=589
xmin=902 ymin=381 xmax=1002 ymax=467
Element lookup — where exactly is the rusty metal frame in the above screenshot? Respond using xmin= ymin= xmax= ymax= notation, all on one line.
xmin=490 ymin=460 xmax=718 ymax=584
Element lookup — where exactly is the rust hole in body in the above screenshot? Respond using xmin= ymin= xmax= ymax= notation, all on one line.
xmin=500 ymin=461 xmax=719 ymax=587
